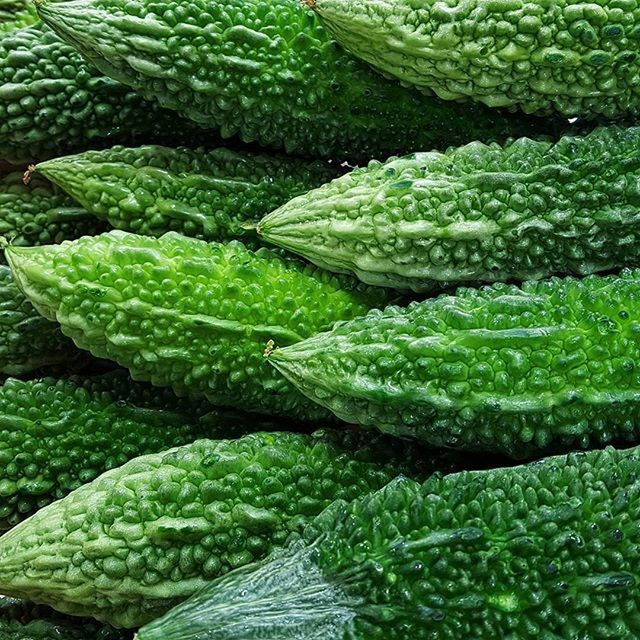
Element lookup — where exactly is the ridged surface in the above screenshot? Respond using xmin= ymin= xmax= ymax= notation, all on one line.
xmin=0 ymin=597 xmax=130 ymax=640
xmin=35 ymin=0 xmax=558 ymax=162
xmin=0 ymin=23 xmax=205 ymax=163
xmin=313 ymin=0 xmax=640 ymax=119
xmin=144 ymin=446 xmax=640 ymax=640
xmin=0 ymin=172 xmax=102 ymax=252
xmin=0 ymin=265 xmax=80 ymax=375
xmin=0 ymin=372 xmax=256 ymax=530
xmin=270 ymin=271 xmax=640 ymax=457
xmin=0 ymin=1 xmax=36 ymax=31
xmin=0 ymin=429 xmax=432 ymax=627
xmin=38 ymin=146 xmax=339 ymax=243
xmin=5 ymin=231 xmax=394 ymax=420
xmin=260 ymin=126 xmax=640 ymax=291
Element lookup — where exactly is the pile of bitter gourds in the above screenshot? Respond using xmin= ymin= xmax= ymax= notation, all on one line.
xmin=2 ymin=0 xmax=640 ymax=637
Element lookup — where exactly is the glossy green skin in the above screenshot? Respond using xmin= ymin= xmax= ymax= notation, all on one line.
xmin=260 ymin=126 xmax=640 ymax=291
xmin=35 ymin=0 xmax=558 ymax=163
xmin=0 ymin=265 xmax=80 ymax=375
xmin=0 ymin=372 xmax=254 ymax=530
xmin=5 ymin=231 xmax=393 ymax=420
xmin=0 ymin=597 xmax=130 ymax=640
xmin=0 ymin=1 xmax=36 ymax=31
xmin=38 ymin=146 xmax=339 ymax=243
xmin=313 ymin=0 xmax=640 ymax=119
xmin=0 ymin=429 xmax=431 ymax=627
xmin=270 ymin=270 xmax=640 ymax=458
xmin=0 ymin=172 xmax=102 ymax=253
xmin=140 ymin=445 xmax=640 ymax=640
xmin=0 ymin=23 xmax=205 ymax=164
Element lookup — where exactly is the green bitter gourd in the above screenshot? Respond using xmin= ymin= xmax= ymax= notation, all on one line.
xmin=34 ymin=0 xmax=559 ymax=162
xmin=0 ymin=429 xmax=439 ymax=627
xmin=5 ymin=231 xmax=394 ymax=420
xmin=0 ymin=172 xmax=103 ymax=252
xmin=36 ymin=146 xmax=339 ymax=243
xmin=0 ymin=23 xmax=206 ymax=163
xmin=309 ymin=0 xmax=640 ymax=119
xmin=138 ymin=445 xmax=640 ymax=640
xmin=0 ymin=371 xmax=260 ymax=530
xmin=269 ymin=270 xmax=640 ymax=458
xmin=260 ymin=126 xmax=640 ymax=291
xmin=0 ymin=265 xmax=81 ymax=375
xmin=0 ymin=597 xmax=130 ymax=640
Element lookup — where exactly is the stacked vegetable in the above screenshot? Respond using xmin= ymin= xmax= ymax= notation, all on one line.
xmin=1 ymin=0 xmax=640 ymax=637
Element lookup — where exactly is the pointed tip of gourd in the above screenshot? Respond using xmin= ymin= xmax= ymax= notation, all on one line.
xmin=263 ymin=339 xmax=277 ymax=358
xmin=301 ymin=0 xmax=317 ymax=10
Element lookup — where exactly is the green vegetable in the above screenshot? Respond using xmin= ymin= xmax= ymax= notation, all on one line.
xmin=309 ymin=0 xmax=640 ymax=119
xmin=0 ymin=172 xmax=102 ymax=252
xmin=259 ymin=126 xmax=640 ymax=291
xmin=0 ymin=265 xmax=81 ymax=375
xmin=0 ymin=596 xmax=130 ymax=640
xmin=0 ymin=0 xmax=36 ymax=31
xmin=37 ymin=146 xmax=340 ymax=243
xmin=5 ymin=231 xmax=394 ymax=420
xmin=268 ymin=270 xmax=640 ymax=458
xmin=0 ymin=23 xmax=206 ymax=163
xmin=138 ymin=444 xmax=640 ymax=640
xmin=34 ymin=0 xmax=558 ymax=163
xmin=0 ymin=429 xmax=437 ymax=627
xmin=0 ymin=372 xmax=259 ymax=530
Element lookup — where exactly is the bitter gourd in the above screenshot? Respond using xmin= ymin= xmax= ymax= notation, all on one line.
xmin=0 ymin=265 xmax=81 ymax=375
xmin=138 ymin=445 xmax=640 ymax=640
xmin=5 ymin=231 xmax=394 ymax=420
xmin=259 ymin=126 xmax=640 ymax=291
xmin=0 ymin=372 xmax=260 ymax=530
xmin=0 ymin=23 xmax=206 ymax=163
xmin=0 ymin=0 xmax=36 ymax=31
xmin=269 ymin=270 xmax=640 ymax=458
xmin=34 ymin=0 xmax=559 ymax=163
xmin=310 ymin=0 xmax=640 ymax=120
xmin=0 ymin=597 xmax=130 ymax=640
xmin=36 ymin=146 xmax=339 ymax=243
xmin=0 ymin=172 xmax=102 ymax=252
xmin=0 ymin=429 xmax=436 ymax=627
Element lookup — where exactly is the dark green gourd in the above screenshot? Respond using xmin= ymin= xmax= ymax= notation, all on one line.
xmin=269 ymin=270 xmax=640 ymax=458
xmin=0 ymin=372 xmax=257 ymax=530
xmin=0 ymin=265 xmax=81 ymax=375
xmin=0 ymin=429 xmax=437 ymax=627
xmin=260 ymin=126 xmax=640 ymax=291
xmin=5 ymin=231 xmax=394 ymax=420
xmin=0 ymin=597 xmax=130 ymax=640
xmin=0 ymin=172 xmax=102 ymax=252
xmin=36 ymin=146 xmax=340 ymax=243
xmin=138 ymin=445 xmax=640 ymax=640
xmin=0 ymin=23 xmax=206 ymax=163
xmin=34 ymin=0 xmax=559 ymax=162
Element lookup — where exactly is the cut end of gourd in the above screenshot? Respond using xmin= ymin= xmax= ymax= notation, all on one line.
xmin=22 ymin=164 xmax=36 ymax=185
xmin=263 ymin=339 xmax=276 ymax=357
xmin=301 ymin=0 xmax=317 ymax=9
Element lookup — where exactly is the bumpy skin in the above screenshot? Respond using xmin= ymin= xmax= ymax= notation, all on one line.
xmin=0 ymin=172 xmax=102 ymax=253
xmin=0 ymin=430 xmax=433 ymax=627
xmin=0 ymin=23 xmax=206 ymax=163
xmin=260 ymin=127 xmax=640 ymax=291
xmin=0 ymin=266 xmax=80 ymax=375
xmin=37 ymin=146 xmax=340 ymax=244
xmin=312 ymin=0 xmax=640 ymax=119
xmin=0 ymin=372 xmax=256 ymax=530
xmin=0 ymin=597 xmax=130 ymax=640
xmin=270 ymin=270 xmax=640 ymax=458
xmin=5 ymin=231 xmax=393 ymax=420
xmin=34 ymin=0 xmax=559 ymax=163
xmin=139 ymin=445 xmax=640 ymax=640
xmin=0 ymin=1 xmax=36 ymax=31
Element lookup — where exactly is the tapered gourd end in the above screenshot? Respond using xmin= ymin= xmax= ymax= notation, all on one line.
xmin=136 ymin=544 xmax=356 ymax=640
